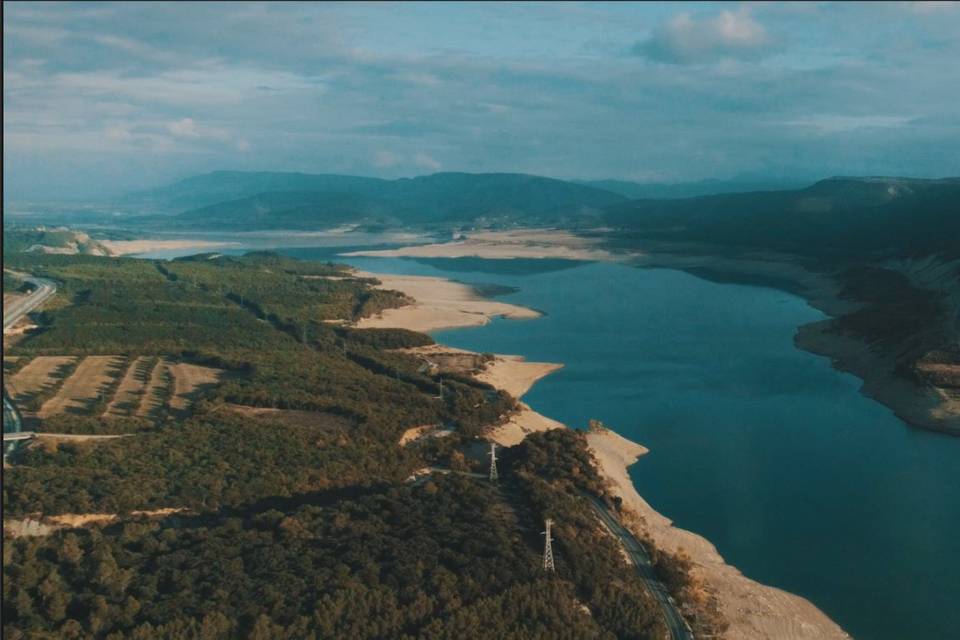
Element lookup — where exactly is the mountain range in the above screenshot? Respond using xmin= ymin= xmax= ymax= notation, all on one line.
xmin=126 ymin=170 xmax=959 ymax=258
xmin=129 ymin=171 xmax=625 ymax=228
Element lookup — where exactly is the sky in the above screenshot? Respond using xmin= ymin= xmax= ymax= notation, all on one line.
xmin=4 ymin=1 xmax=960 ymax=200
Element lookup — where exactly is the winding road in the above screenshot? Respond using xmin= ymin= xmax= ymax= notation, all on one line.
xmin=582 ymin=492 xmax=694 ymax=640
xmin=3 ymin=273 xmax=57 ymax=443
xmin=4 ymin=273 xmax=57 ymax=332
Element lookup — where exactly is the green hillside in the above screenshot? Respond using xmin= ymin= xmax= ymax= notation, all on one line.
xmin=604 ymin=177 xmax=960 ymax=258
xmin=129 ymin=171 xmax=625 ymax=229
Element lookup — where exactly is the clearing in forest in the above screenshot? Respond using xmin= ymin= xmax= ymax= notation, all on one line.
xmin=136 ymin=358 xmax=173 ymax=420
xmin=8 ymin=356 xmax=78 ymax=403
xmin=38 ymin=356 xmax=126 ymax=418
xmin=103 ymin=357 xmax=154 ymax=418
xmin=168 ymin=362 xmax=223 ymax=417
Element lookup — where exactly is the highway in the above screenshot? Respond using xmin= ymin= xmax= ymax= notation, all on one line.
xmin=3 ymin=273 xmax=57 ymax=448
xmin=4 ymin=273 xmax=57 ymax=332
xmin=582 ymin=492 xmax=694 ymax=640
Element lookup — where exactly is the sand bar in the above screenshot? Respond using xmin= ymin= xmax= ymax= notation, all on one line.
xmin=353 ymin=270 xmax=540 ymax=332
xmin=101 ymin=239 xmax=241 ymax=256
xmin=343 ymin=228 xmax=618 ymax=261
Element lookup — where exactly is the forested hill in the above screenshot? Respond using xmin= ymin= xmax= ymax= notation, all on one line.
xmin=603 ymin=176 xmax=960 ymax=259
xmin=128 ymin=171 xmax=626 ymax=229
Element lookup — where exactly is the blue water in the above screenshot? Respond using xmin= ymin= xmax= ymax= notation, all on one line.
xmin=301 ymin=254 xmax=960 ymax=640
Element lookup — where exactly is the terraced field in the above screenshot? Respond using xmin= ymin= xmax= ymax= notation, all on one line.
xmin=136 ymin=357 xmax=174 ymax=421
xmin=168 ymin=362 xmax=223 ymax=418
xmin=6 ymin=354 xmax=222 ymax=427
xmin=103 ymin=356 xmax=155 ymax=418
xmin=8 ymin=356 xmax=79 ymax=405
xmin=38 ymin=356 xmax=126 ymax=418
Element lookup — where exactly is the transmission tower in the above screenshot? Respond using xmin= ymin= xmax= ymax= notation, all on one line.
xmin=542 ymin=518 xmax=555 ymax=572
xmin=488 ymin=442 xmax=499 ymax=481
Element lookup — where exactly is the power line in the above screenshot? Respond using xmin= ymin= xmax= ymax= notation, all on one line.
xmin=542 ymin=518 xmax=555 ymax=572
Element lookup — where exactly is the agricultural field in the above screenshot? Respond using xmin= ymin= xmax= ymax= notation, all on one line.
xmin=168 ymin=361 xmax=224 ymax=418
xmin=37 ymin=355 xmax=126 ymax=418
xmin=102 ymin=356 xmax=154 ymax=418
xmin=7 ymin=356 xmax=79 ymax=411
xmin=6 ymin=354 xmax=220 ymax=429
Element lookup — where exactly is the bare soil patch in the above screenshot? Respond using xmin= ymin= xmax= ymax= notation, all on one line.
xmin=103 ymin=356 xmax=153 ymax=418
xmin=38 ymin=356 xmax=126 ymax=418
xmin=168 ymin=362 xmax=223 ymax=418
xmin=8 ymin=356 xmax=78 ymax=404
xmin=136 ymin=358 xmax=173 ymax=420
xmin=223 ymin=404 xmax=350 ymax=431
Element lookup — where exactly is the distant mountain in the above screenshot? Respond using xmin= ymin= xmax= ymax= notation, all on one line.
xmin=579 ymin=178 xmax=808 ymax=200
xmin=604 ymin=177 xmax=960 ymax=258
xmin=178 ymin=191 xmax=404 ymax=230
xmin=136 ymin=171 xmax=626 ymax=229
xmin=125 ymin=171 xmax=389 ymax=211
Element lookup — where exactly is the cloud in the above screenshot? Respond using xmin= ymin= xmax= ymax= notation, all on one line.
xmin=903 ymin=1 xmax=958 ymax=14
xmin=372 ymin=151 xmax=441 ymax=172
xmin=373 ymin=150 xmax=400 ymax=168
xmin=413 ymin=153 xmax=442 ymax=171
xmin=166 ymin=117 xmax=199 ymax=137
xmin=781 ymin=114 xmax=914 ymax=134
xmin=3 ymin=2 xmax=959 ymax=200
xmin=635 ymin=9 xmax=775 ymax=64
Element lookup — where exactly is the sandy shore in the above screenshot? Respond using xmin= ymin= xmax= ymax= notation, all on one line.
xmin=353 ymin=270 xmax=541 ymax=332
xmin=587 ymin=428 xmax=850 ymax=640
xmin=101 ymin=239 xmax=242 ymax=256
xmin=343 ymin=228 xmax=619 ymax=261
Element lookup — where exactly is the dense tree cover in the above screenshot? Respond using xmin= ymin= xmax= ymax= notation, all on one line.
xmin=6 ymin=252 xmax=487 ymax=434
xmin=336 ymin=327 xmax=434 ymax=350
xmin=4 ymin=252 xmax=512 ymax=514
xmin=4 ymin=270 xmax=34 ymax=293
xmin=4 ymin=434 xmax=668 ymax=640
xmin=4 ymin=408 xmax=411 ymax=516
xmin=3 ymin=251 xmax=689 ymax=639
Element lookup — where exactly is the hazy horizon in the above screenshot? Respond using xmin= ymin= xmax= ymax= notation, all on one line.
xmin=5 ymin=1 xmax=960 ymax=201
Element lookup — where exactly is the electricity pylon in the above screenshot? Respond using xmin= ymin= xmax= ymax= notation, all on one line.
xmin=488 ymin=442 xmax=498 ymax=481
xmin=542 ymin=518 xmax=555 ymax=571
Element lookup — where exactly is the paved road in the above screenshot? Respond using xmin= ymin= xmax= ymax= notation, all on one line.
xmin=582 ymin=492 xmax=694 ymax=640
xmin=4 ymin=273 xmax=57 ymax=332
xmin=3 ymin=273 xmax=57 ymax=449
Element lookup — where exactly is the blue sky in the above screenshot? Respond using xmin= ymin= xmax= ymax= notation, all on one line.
xmin=4 ymin=1 xmax=960 ymax=200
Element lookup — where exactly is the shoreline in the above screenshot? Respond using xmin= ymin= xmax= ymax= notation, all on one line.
xmin=353 ymin=270 xmax=541 ymax=332
xmin=350 ymin=228 xmax=957 ymax=435
xmin=358 ymin=263 xmax=849 ymax=638
xmin=586 ymin=428 xmax=849 ymax=640
xmin=342 ymin=228 xmax=618 ymax=261
xmin=623 ymin=247 xmax=959 ymax=436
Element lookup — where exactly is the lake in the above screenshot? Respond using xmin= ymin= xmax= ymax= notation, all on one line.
xmin=291 ymin=252 xmax=959 ymax=640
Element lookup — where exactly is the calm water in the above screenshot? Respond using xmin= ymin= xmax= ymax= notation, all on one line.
xmin=297 ymin=253 xmax=959 ymax=640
